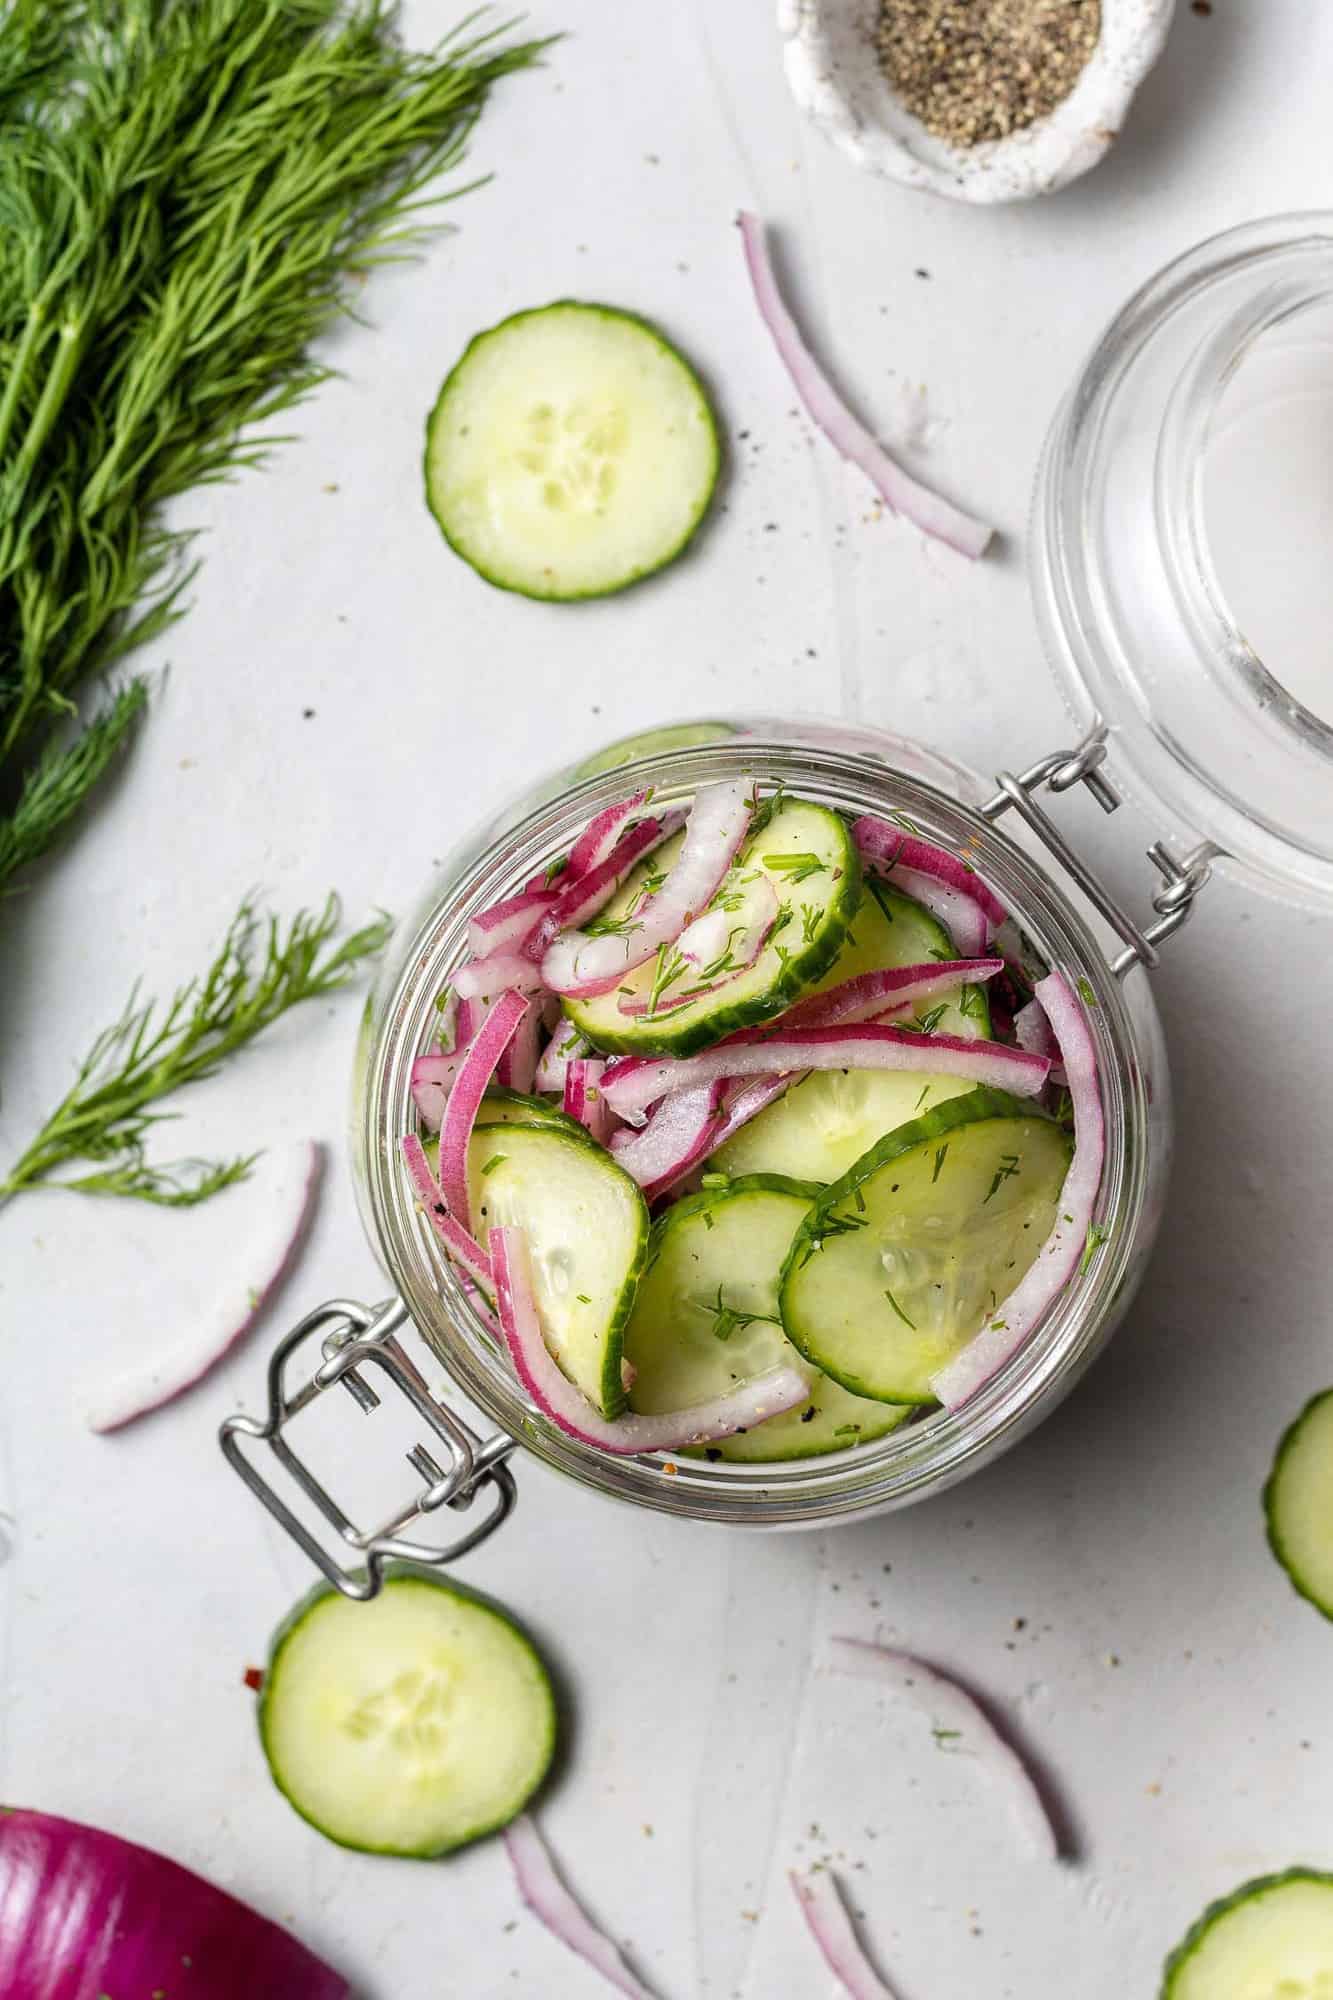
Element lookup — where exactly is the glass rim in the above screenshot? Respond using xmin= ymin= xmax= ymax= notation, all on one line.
xmin=360 ymin=732 xmax=1151 ymax=1526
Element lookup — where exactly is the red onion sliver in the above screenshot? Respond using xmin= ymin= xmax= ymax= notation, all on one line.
xmin=410 ymin=1050 xmax=463 ymax=1132
xmin=782 ymin=958 xmax=1003 ymax=1030
xmin=931 ymin=971 xmax=1103 ymax=1409
xmin=790 ymin=1868 xmax=902 ymax=2000
xmin=491 ymin=1226 xmax=808 ymax=1453
xmin=618 ymin=876 xmax=780 ymax=1019
xmin=400 ymin=1135 xmax=493 ymax=1290
xmin=496 ymin=996 xmax=542 ymax=1094
xmin=526 ymin=811 xmax=686 ymax=963
xmin=853 ymin=820 xmax=1007 ymax=927
xmin=503 ymin=1815 xmax=659 ymax=2000
xmin=738 ymin=211 xmax=993 ymax=561
xmin=83 ymin=1142 xmax=323 ymax=1434
xmin=468 ymin=887 xmax=556 ymax=960
xmin=828 ymin=1637 xmax=1061 ymax=1861
xmin=609 ymin=1081 xmax=726 ymax=1201
xmin=563 ymin=1058 xmax=615 ymax=1145
xmin=453 ymin=953 xmax=546 ymax=1002
xmin=568 ymin=789 xmax=649 ymax=879
xmin=437 ymin=990 xmax=530 ymax=1225
xmin=454 ymin=993 xmax=497 ymax=1047
xmin=601 ymin=1022 xmax=1049 ymax=1122
xmin=541 ymin=779 xmax=754 ymax=998
xmin=703 ymin=1072 xmax=795 ymax=1153
xmin=535 ymin=1014 xmax=584 ymax=1094
xmin=1013 ymin=997 xmax=1055 ymax=1060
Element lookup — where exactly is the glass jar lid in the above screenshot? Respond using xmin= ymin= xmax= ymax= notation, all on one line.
xmin=1032 ymin=213 xmax=1333 ymax=910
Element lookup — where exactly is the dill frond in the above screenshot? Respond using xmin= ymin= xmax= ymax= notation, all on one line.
xmin=0 ymin=679 xmax=147 ymax=890
xmin=0 ymin=892 xmax=392 ymax=1204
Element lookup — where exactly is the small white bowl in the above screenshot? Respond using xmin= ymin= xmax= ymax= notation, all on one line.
xmin=780 ymin=0 xmax=1176 ymax=204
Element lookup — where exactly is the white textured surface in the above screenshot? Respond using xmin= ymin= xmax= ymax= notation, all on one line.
xmin=1 ymin=3 xmax=1331 ymax=1995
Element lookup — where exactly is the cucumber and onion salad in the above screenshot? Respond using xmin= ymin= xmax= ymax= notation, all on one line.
xmin=401 ymin=773 xmax=1106 ymax=1462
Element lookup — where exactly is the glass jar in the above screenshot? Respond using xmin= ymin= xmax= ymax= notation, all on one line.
xmin=1032 ymin=212 xmax=1333 ymax=911
xmin=225 ymin=216 xmax=1331 ymax=1595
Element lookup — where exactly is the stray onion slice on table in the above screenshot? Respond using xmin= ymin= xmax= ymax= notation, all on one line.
xmin=737 ymin=210 xmax=994 ymax=561
xmin=504 ymin=1814 xmax=660 ymax=2000
xmin=931 ymin=969 xmax=1104 ymax=1409
xmin=790 ymin=1867 xmax=903 ymax=2000
xmin=83 ymin=1140 xmax=323 ymax=1435
xmin=491 ymin=1224 xmax=808 ymax=1452
xmin=829 ymin=1636 xmax=1060 ymax=1861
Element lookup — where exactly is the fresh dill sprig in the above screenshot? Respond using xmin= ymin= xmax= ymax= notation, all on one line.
xmin=0 ymin=893 xmax=390 ymax=1205
xmin=0 ymin=679 xmax=146 ymax=891
xmin=762 ymin=851 xmax=826 ymax=885
xmin=0 ymin=1 xmax=549 ymax=876
xmin=697 ymin=1283 xmax=775 ymax=1343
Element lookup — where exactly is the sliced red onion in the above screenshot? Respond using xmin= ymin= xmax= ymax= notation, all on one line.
xmin=782 ymin=958 xmax=1003 ymax=1031
xmin=931 ymin=971 xmax=1103 ymax=1410
xmin=892 ymin=866 xmax=989 ymax=958
xmin=563 ymin=1058 xmax=615 ymax=1145
xmin=738 ymin=211 xmax=992 ymax=562
xmin=609 ymin=1081 xmax=726 ymax=1201
xmin=567 ymin=789 xmax=650 ymax=878
xmin=83 ymin=1142 xmax=323 ymax=1435
xmin=437 ymin=989 xmax=530 ymax=1225
xmin=535 ymin=1014 xmax=585 ymax=1094
xmin=526 ymin=811 xmax=686 ymax=963
xmin=453 ymin=953 xmax=546 ymax=1002
xmin=617 ymin=875 xmax=779 ymax=1019
xmin=0 ymin=1809 xmax=349 ymax=1998
xmin=468 ymin=886 xmax=556 ymax=959
xmin=541 ymin=780 xmax=754 ymax=998
xmin=854 ymin=820 xmax=1007 ymax=927
xmin=602 ymin=1023 xmax=1048 ymax=1122
xmin=503 ymin=1815 xmax=659 ymax=2000
xmin=1013 ymin=998 xmax=1054 ymax=1060
xmin=703 ymin=1072 xmax=795 ymax=1153
xmin=410 ymin=1050 xmax=463 ymax=1131
xmin=401 ymin=1135 xmax=493 ymax=1290
xmin=491 ymin=1226 xmax=808 ymax=1453
xmin=828 ymin=1637 xmax=1060 ymax=1861
xmin=454 ymin=993 xmax=496 ymax=1046
xmin=496 ymin=996 xmax=542 ymax=1094
xmin=789 ymin=1868 xmax=902 ymax=2000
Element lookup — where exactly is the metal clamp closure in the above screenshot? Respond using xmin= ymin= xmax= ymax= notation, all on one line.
xmin=220 ymin=1297 xmax=518 ymax=1601
xmin=981 ymin=726 xmax=1220 ymax=977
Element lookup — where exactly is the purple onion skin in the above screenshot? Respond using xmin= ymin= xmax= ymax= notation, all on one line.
xmin=0 ymin=1808 xmax=349 ymax=1999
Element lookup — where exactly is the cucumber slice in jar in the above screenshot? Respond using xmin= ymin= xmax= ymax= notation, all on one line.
xmin=1160 ymin=1870 xmax=1333 ymax=1999
xmin=479 ymin=1086 xmax=596 ymax=1143
xmin=259 ymin=1569 xmax=556 ymax=1857
xmin=563 ymin=797 xmax=861 ymax=1058
xmin=623 ymin=1175 xmax=908 ymax=1462
xmin=1264 ymin=1387 xmax=1333 ymax=1620
xmin=779 ymin=1089 xmax=1072 ymax=1404
xmin=424 ymin=303 xmax=720 ymax=601
xmin=713 ymin=880 xmax=992 ymax=1184
xmin=468 ymin=1123 xmax=648 ymax=1417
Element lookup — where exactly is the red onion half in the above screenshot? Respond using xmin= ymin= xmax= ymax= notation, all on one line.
xmin=0 ymin=1808 xmax=348 ymax=1999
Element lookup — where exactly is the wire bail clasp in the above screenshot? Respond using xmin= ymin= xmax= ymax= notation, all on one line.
xmin=982 ymin=725 xmax=1220 ymax=976
xmin=220 ymin=1297 xmax=518 ymax=1601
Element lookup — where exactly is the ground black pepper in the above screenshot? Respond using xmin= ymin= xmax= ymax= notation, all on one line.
xmin=876 ymin=0 xmax=1102 ymax=148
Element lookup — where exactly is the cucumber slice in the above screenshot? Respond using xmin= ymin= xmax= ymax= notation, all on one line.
xmin=480 ymin=1086 xmax=594 ymax=1143
xmin=425 ymin=303 xmax=720 ymax=601
xmin=468 ymin=1122 xmax=648 ymax=1417
xmin=564 ymin=797 xmax=861 ymax=1058
xmin=624 ymin=1175 xmax=908 ymax=1462
xmin=713 ymin=881 xmax=991 ymax=1184
xmin=259 ymin=1568 xmax=556 ymax=1857
xmin=1264 ymin=1387 xmax=1333 ymax=1620
xmin=779 ymin=1089 xmax=1072 ymax=1404
xmin=1161 ymin=1870 xmax=1333 ymax=1999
